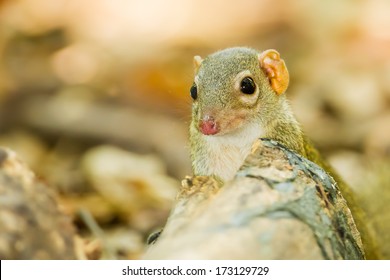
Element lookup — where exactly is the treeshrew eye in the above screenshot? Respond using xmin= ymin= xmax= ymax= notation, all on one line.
xmin=240 ymin=77 xmax=256 ymax=94
xmin=190 ymin=84 xmax=198 ymax=100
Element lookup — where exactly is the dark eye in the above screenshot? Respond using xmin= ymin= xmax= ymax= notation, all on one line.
xmin=190 ymin=84 xmax=197 ymax=100
xmin=240 ymin=77 xmax=256 ymax=94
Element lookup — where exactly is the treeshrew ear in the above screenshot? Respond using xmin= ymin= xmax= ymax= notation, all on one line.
xmin=258 ymin=49 xmax=289 ymax=95
xmin=193 ymin=55 xmax=203 ymax=74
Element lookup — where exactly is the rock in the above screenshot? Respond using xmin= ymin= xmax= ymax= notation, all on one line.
xmin=0 ymin=147 xmax=77 ymax=259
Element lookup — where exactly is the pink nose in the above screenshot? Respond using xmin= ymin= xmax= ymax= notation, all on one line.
xmin=199 ymin=116 xmax=219 ymax=135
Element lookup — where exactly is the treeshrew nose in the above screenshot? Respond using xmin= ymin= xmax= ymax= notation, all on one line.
xmin=199 ymin=116 xmax=219 ymax=135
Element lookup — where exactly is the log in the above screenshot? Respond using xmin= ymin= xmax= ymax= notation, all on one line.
xmin=143 ymin=139 xmax=365 ymax=259
xmin=0 ymin=147 xmax=78 ymax=259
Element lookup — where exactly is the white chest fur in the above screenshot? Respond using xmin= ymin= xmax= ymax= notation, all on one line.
xmin=194 ymin=122 xmax=264 ymax=182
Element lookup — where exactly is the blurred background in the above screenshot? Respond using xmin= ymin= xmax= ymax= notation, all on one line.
xmin=0 ymin=0 xmax=389 ymax=259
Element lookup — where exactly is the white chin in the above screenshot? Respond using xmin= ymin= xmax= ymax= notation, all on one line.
xmin=198 ymin=122 xmax=265 ymax=182
xmin=204 ymin=122 xmax=264 ymax=146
